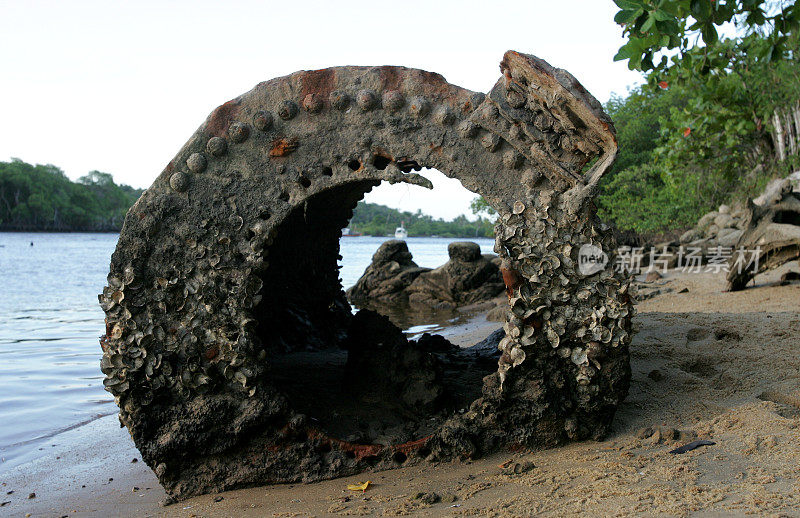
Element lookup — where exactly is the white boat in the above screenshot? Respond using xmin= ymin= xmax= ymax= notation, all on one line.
xmin=394 ymin=222 xmax=408 ymax=240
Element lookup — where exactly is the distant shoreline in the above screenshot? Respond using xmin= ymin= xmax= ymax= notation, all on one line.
xmin=0 ymin=228 xmax=121 ymax=234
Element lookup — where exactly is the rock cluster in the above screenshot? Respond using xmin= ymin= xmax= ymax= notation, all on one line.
xmin=679 ymin=204 xmax=747 ymax=249
xmin=406 ymin=242 xmax=505 ymax=310
xmin=348 ymin=241 xmax=505 ymax=311
xmin=346 ymin=240 xmax=430 ymax=306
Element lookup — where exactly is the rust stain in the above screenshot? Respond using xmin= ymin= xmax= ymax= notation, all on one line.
xmin=378 ymin=66 xmax=403 ymax=91
xmin=299 ymin=68 xmax=336 ymax=101
xmin=501 ymin=267 xmax=524 ymax=297
xmin=392 ymin=436 xmax=431 ymax=455
xmin=206 ymin=100 xmax=240 ymax=137
xmin=269 ymin=138 xmax=299 ymax=157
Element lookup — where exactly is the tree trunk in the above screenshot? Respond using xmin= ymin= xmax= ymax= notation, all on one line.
xmin=793 ymin=101 xmax=800 ymax=157
xmin=772 ymin=109 xmax=787 ymax=161
xmin=785 ymin=109 xmax=797 ymax=156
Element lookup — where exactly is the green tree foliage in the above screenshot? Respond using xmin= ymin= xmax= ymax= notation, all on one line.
xmin=0 ymin=159 xmax=144 ymax=231
xmin=600 ymin=2 xmax=800 ymax=233
xmin=613 ymin=0 xmax=798 ymax=75
xmin=348 ymin=202 xmax=494 ymax=238
xmin=469 ymin=196 xmax=497 ymax=218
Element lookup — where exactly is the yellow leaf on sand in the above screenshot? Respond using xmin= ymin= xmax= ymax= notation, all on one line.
xmin=347 ymin=481 xmax=371 ymax=492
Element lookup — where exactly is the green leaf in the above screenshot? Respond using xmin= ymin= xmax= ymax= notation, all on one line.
xmin=614 ymin=0 xmax=645 ymax=9
xmin=615 ymin=8 xmax=643 ymax=24
xmin=701 ymin=23 xmax=718 ymax=45
xmin=642 ymin=13 xmax=656 ymax=32
xmin=653 ymin=8 xmax=673 ymax=21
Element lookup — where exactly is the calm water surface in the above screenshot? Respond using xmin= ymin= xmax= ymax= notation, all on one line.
xmin=0 ymin=233 xmax=493 ymax=471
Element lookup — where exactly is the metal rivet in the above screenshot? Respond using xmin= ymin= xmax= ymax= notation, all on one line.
xmin=481 ymin=133 xmax=501 ymax=152
xmin=457 ymin=120 xmax=478 ymax=139
xmin=329 ymin=90 xmax=350 ymax=111
xmin=186 ymin=153 xmax=207 ymax=173
xmin=356 ymin=89 xmax=377 ymax=111
xmin=302 ymin=94 xmax=323 ymax=113
xmin=253 ymin=111 xmax=274 ymax=131
xmin=206 ymin=137 xmax=227 ymax=157
xmin=228 ymin=122 xmax=250 ymax=143
xmin=169 ymin=171 xmax=190 ymax=192
xmin=278 ymin=100 xmax=298 ymax=120
xmin=433 ymin=105 xmax=454 ymax=125
xmin=408 ymin=96 xmax=430 ymax=117
xmin=382 ymin=90 xmax=404 ymax=113
xmin=503 ymin=150 xmax=524 ymax=169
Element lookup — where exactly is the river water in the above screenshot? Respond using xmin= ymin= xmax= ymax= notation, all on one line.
xmin=0 ymin=232 xmax=494 ymax=472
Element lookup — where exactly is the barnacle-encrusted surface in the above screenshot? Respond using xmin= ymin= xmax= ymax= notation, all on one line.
xmin=100 ymin=51 xmax=633 ymax=500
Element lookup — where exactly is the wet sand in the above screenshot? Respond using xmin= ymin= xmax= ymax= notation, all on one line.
xmin=2 ymin=265 xmax=799 ymax=517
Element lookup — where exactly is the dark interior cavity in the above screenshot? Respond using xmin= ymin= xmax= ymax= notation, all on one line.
xmin=254 ymin=175 xmax=499 ymax=445
xmin=774 ymin=209 xmax=800 ymax=226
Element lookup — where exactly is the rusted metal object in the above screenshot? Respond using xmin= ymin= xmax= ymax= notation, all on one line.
xmin=100 ymin=51 xmax=632 ymax=501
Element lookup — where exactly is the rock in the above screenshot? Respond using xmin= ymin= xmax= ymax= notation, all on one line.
xmin=717 ymin=228 xmax=743 ymax=248
xmin=413 ymin=492 xmax=440 ymax=505
xmin=647 ymin=369 xmax=663 ymax=381
xmin=448 ymin=241 xmax=481 ymax=262
xmin=696 ymin=212 xmax=719 ymax=231
xmin=636 ymin=427 xmax=654 ymax=439
xmin=705 ymin=224 xmax=720 ymax=238
xmin=441 ymin=493 xmax=458 ymax=503
xmin=718 ymin=204 xmax=731 ymax=214
xmin=406 ymin=242 xmax=505 ymax=310
xmin=714 ymin=213 xmax=735 ymax=229
xmin=346 ymin=240 xmax=431 ymax=306
xmin=644 ymin=270 xmax=662 ymax=282
xmin=680 ymin=228 xmax=699 ymax=243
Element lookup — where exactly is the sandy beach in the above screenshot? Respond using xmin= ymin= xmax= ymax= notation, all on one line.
xmin=2 ymin=264 xmax=799 ymax=517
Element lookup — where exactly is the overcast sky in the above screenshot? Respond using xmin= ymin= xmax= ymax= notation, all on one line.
xmin=0 ymin=0 xmax=642 ymax=220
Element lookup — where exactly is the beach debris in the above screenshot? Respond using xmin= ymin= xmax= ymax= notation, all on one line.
xmin=644 ymin=270 xmax=662 ymax=282
xmin=441 ymin=493 xmax=458 ymax=503
xmin=347 ymin=481 xmax=371 ymax=492
xmin=0 ymin=501 xmax=9 ymax=507
xmin=131 ymin=457 xmax=138 ymax=463
xmin=502 ymin=459 xmax=536 ymax=475
xmin=412 ymin=491 xmax=440 ymax=504
xmin=213 ymin=496 xmax=224 ymax=502
xmin=100 ymin=51 xmax=631 ymax=501
xmin=726 ymin=179 xmax=800 ymax=290
xmin=27 ymin=492 xmax=35 ymax=499
xmin=669 ymin=439 xmax=716 ymax=454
